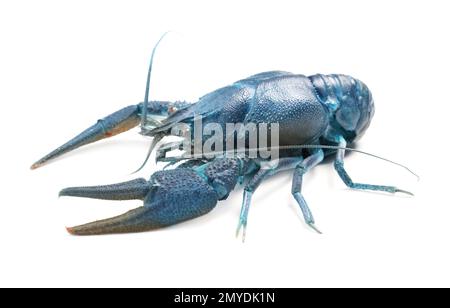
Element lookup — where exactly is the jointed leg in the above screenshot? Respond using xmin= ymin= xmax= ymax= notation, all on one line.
xmin=333 ymin=135 xmax=412 ymax=195
xmin=236 ymin=168 xmax=271 ymax=242
xmin=236 ymin=157 xmax=303 ymax=242
xmin=291 ymin=149 xmax=324 ymax=234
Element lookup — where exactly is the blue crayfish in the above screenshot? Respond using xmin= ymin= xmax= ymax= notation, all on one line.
xmin=31 ymin=41 xmax=414 ymax=239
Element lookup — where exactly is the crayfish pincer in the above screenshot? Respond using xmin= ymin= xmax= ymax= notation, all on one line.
xmin=31 ymin=42 xmax=415 ymax=239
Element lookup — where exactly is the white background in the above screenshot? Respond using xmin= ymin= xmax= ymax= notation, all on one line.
xmin=1 ymin=0 xmax=449 ymax=287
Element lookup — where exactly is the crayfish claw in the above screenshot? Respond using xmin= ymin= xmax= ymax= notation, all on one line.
xmin=64 ymin=168 xmax=219 ymax=235
xmin=59 ymin=178 xmax=149 ymax=200
xmin=30 ymin=105 xmax=141 ymax=170
xmin=65 ymin=207 xmax=160 ymax=235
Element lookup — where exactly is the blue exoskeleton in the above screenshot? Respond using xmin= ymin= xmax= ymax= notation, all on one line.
xmin=31 ymin=69 xmax=413 ymax=238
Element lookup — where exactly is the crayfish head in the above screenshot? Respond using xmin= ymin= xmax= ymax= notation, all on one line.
xmin=333 ymin=76 xmax=375 ymax=142
xmin=310 ymin=74 xmax=375 ymax=143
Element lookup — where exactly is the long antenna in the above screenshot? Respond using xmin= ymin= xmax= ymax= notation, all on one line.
xmin=140 ymin=31 xmax=170 ymax=132
xmin=181 ymin=144 xmax=420 ymax=180
xmin=133 ymin=32 xmax=170 ymax=174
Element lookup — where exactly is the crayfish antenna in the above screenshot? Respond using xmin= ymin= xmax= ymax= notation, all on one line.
xmin=132 ymin=32 xmax=171 ymax=173
xmin=132 ymin=134 xmax=163 ymax=174
xmin=140 ymin=31 xmax=170 ymax=132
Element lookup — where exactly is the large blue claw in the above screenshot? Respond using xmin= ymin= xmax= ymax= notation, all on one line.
xmin=66 ymin=207 xmax=162 ymax=235
xmin=31 ymin=105 xmax=141 ymax=170
xmin=59 ymin=178 xmax=150 ymax=200
xmin=63 ymin=168 xmax=219 ymax=235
